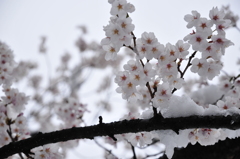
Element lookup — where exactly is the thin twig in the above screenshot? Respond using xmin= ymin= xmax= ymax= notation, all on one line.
xmin=235 ymin=26 xmax=240 ymax=32
xmin=172 ymin=51 xmax=197 ymax=94
xmin=94 ymin=139 xmax=118 ymax=159
xmin=7 ymin=124 xmax=24 ymax=159
xmin=181 ymin=51 xmax=197 ymax=78
xmin=177 ymin=59 xmax=183 ymax=75
xmin=230 ymin=74 xmax=240 ymax=82
xmin=131 ymin=144 xmax=137 ymax=159
xmin=131 ymin=32 xmax=137 ymax=48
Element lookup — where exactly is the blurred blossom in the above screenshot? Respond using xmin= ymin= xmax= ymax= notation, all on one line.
xmin=39 ymin=36 xmax=47 ymax=53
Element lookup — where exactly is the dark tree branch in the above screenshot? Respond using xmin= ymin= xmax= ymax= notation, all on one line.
xmin=1 ymin=114 xmax=240 ymax=158
xmin=170 ymin=137 xmax=240 ymax=159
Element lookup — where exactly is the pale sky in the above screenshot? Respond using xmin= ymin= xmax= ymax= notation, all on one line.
xmin=0 ymin=0 xmax=240 ymax=158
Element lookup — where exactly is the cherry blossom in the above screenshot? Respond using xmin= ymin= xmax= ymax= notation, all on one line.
xmin=209 ymin=7 xmax=225 ymax=23
xmin=184 ymin=10 xmax=201 ymax=28
xmin=175 ymin=40 xmax=190 ymax=59
xmin=211 ymin=34 xmax=234 ymax=54
xmin=222 ymin=5 xmax=239 ymax=27
xmin=196 ymin=18 xmax=213 ymax=36
xmin=102 ymin=44 xmax=120 ymax=61
xmin=110 ymin=0 xmax=128 ymax=17
xmin=33 ymin=144 xmax=63 ymax=159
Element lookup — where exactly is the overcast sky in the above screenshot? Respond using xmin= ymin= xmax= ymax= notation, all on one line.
xmin=0 ymin=0 xmax=240 ymax=158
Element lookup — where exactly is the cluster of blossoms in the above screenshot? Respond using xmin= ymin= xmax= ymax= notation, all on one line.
xmin=102 ymin=1 xmax=235 ymax=111
xmin=184 ymin=7 xmax=234 ymax=80
xmin=0 ymin=42 xmax=30 ymax=151
xmin=0 ymin=41 xmax=82 ymax=158
xmin=222 ymin=5 xmax=239 ymax=27
xmin=216 ymin=77 xmax=240 ymax=110
xmin=112 ymin=29 xmax=191 ymax=109
xmin=55 ymin=97 xmax=88 ymax=128
xmin=32 ymin=144 xmax=63 ymax=159
xmin=101 ymin=0 xmax=135 ymax=60
xmin=0 ymin=41 xmax=15 ymax=85
xmin=114 ymin=59 xmax=154 ymax=103
xmin=101 ymin=1 xmax=239 ymax=158
xmin=102 ymin=1 xmax=194 ymax=111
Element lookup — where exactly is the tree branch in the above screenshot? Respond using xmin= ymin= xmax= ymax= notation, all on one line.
xmin=171 ymin=137 xmax=240 ymax=159
xmin=1 ymin=114 xmax=240 ymax=158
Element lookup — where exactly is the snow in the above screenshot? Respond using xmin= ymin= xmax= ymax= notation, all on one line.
xmin=161 ymin=94 xmax=204 ymax=118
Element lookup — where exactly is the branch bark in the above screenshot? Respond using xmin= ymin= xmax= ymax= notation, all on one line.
xmin=1 ymin=114 xmax=240 ymax=158
xmin=171 ymin=137 xmax=240 ymax=159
